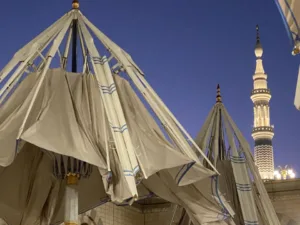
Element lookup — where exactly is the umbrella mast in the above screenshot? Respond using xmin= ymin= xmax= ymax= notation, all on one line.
xmin=64 ymin=2 xmax=82 ymax=225
xmin=71 ymin=0 xmax=79 ymax=72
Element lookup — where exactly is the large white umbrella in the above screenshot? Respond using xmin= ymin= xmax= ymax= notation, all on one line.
xmin=194 ymin=85 xmax=281 ymax=225
xmin=0 ymin=1 xmax=218 ymax=224
xmin=166 ymin=85 xmax=283 ymax=225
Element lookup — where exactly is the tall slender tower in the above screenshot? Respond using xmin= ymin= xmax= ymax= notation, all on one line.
xmin=251 ymin=25 xmax=275 ymax=180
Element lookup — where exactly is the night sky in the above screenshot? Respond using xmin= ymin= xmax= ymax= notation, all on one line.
xmin=0 ymin=0 xmax=299 ymax=175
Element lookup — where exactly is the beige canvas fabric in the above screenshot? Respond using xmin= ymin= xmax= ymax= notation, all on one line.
xmin=275 ymin=1 xmax=300 ymax=110
xmin=222 ymin=105 xmax=281 ymax=225
xmin=193 ymin=102 xmax=283 ymax=225
xmin=0 ymin=144 xmax=107 ymax=225
xmin=0 ymin=68 xmax=222 ymax=224
xmin=276 ymin=0 xmax=300 ymax=42
xmin=294 ymin=66 xmax=300 ymax=110
xmin=143 ymin=172 xmax=235 ymax=225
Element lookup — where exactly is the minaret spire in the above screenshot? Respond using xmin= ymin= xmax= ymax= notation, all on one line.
xmin=256 ymin=25 xmax=260 ymax=45
xmin=216 ymin=84 xmax=222 ymax=103
xmin=255 ymin=25 xmax=263 ymax=59
xmin=250 ymin=25 xmax=275 ymax=180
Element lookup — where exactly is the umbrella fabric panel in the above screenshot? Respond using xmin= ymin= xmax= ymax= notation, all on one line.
xmin=115 ymin=75 xmax=196 ymax=178
xmin=0 ymin=143 xmax=108 ymax=225
xmin=20 ymin=69 xmax=107 ymax=168
xmin=143 ymin=172 xmax=235 ymax=225
xmin=276 ymin=0 xmax=300 ymax=44
xmin=0 ymin=72 xmax=44 ymax=167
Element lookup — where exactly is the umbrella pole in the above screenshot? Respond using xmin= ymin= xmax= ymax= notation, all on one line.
xmin=65 ymin=6 xmax=79 ymax=224
xmin=64 ymin=6 xmax=80 ymax=224
xmin=64 ymin=174 xmax=79 ymax=225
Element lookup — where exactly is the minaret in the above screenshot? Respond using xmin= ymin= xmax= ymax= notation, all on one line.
xmin=251 ymin=25 xmax=275 ymax=180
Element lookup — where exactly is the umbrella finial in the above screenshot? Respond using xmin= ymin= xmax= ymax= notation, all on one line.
xmin=72 ymin=0 xmax=79 ymax=9
xmin=216 ymin=84 xmax=222 ymax=103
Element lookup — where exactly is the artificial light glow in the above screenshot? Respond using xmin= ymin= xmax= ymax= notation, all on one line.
xmin=274 ymin=165 xmax=297 ymax=180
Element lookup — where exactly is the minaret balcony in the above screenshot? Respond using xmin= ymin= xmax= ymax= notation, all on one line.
xmin=250 ymin=88 xmax=271 ymax=102
xmin=251 ymin=88 xmax=271 ymax=96
xmin=252 ymin=126 xmax=274 ymax=140
xmin=252 ymin=126 xmax=274 ymax=133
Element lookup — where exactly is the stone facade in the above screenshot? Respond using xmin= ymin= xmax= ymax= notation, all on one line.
xmin=77 ymin=201 xmax=175 ymax=225
xmin=264 ymin=178 xmax=300 ymax=224
xmin=75 ymin=179 xmax=300 ymax=225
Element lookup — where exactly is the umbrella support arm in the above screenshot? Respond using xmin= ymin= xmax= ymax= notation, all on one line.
xmin=64 ymin=175 xmax=79 ymax=225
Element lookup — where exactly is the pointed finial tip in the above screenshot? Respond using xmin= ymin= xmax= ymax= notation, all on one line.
xmin=216 ymin=84 xmax=222 ymax=103
xmin=256 ymin=25 xmax=260 ymax=40
xmin=255 ymin=24 xmax=263 ymax=57
xmin=72 ymin=0 xmax=79 ymax=9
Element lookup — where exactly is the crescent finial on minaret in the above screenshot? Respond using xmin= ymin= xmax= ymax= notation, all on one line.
xmin=72 ymin=0 xmax=79 ymax=9
xmin=216 ymin=84 xmax=222 ymax=103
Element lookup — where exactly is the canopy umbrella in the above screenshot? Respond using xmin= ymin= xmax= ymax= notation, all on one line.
xmin=0 ymin=1 xmax=219 ymax=224
xmin=274 ymin=0 xmax=300 ymax=110
xmin=188 ymin=85 xmax=281 ymax=225
xmin=274 ymin=0 xmax=300 ymax=55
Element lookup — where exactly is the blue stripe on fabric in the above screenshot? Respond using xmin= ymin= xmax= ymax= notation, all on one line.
xmin=102 ymin=88 xmax=116 ymax=95
xmin=93 ymin=57 xmax=105 ymax=65
xmin=244 ymin=220 xmax=259 ymax=225
xmin=112 ymin=124 xmax=127 ymax=129
xmin=175 ymin=164 xmax=187 ymax=181
xmin=100 ymin=83 xmax=117 ymax=94
xmin=133 ymin=165 xmax=140 ymax=175
xmin=101 ymin=83 xmax=116 ymax=89
xmin=275 ymin=0 xmax=300 ymax=44
xmin=236 ymin=183 xmax=252 ymax=191
xmin=111 ymin=124 xmax=128 ymax=133
xmin=212 ymin=175 xmax=230 ymax=220
xmin=230 ymin=156 xmax=246 ymax=163
xmin=113 ymin=128 xmax=128 ymax=133
xmin=177 ymin=162 xmax=196 ymax=185
xmin=275 ymin=0 xmax=294 ymax=43
xmin=236 ymin=189 xmax=252 ymax=192
xmin=124 ymin=172 xmax=134 ymax=176
xmin=93 ymin=56 xmax=109 ymax=65
xmin=101 ymin=57 xmax=108 ymax=63
xmin=236 ymin=183 xmax=251 ymax=187
xmin=123 ymin=167 xmax=140 ymax=177
xmin=284 ymin=0 xmax=300 ymax=33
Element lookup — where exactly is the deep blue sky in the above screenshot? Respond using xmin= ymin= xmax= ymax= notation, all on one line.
xmin=0 ymin=0 xmax=299 ymax=175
